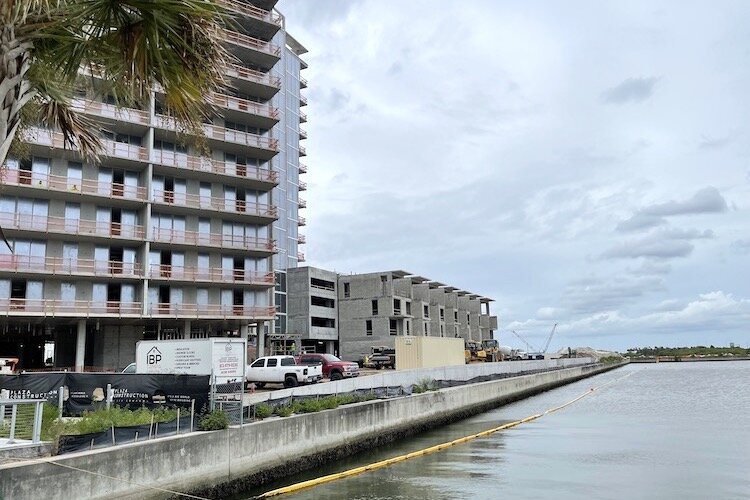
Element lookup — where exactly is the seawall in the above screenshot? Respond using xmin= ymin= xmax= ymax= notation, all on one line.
xmin=0 ymin=361 xmax=625 ymax=500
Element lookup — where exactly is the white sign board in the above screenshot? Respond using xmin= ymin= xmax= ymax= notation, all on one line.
xmin=136 ymin=339 xmax=246 ymax=383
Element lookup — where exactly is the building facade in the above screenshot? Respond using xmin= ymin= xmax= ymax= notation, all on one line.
xmin=286 ymin=267 xmax=499 ymax=361
xmin=0 ymin=1 xmax=306 ymax=371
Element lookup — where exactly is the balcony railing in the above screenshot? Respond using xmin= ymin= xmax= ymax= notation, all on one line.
xmin=300 ymin=76 xmax=308 ymax=88
xmin=210 ymin=92 xmax=279 ymax=120
xmin=0 ymin=212 xmax=145 ymax=240
xmin=72 ymin=99 xmax=149 ymax=125
xmin=23 ymin=127 xmax=149 ymax=164
xmin=298 ymin=163 xmax=308 ymax=173
xmin=147 ymin=303 xmax=275 ymax=318
xmin=299 ymin=145 xmax=306 ymax=156
xmin=297 ymin=252 xmax=305 ymax=262
xmin=150 ymin=150 xmax=277 ymax=184
xmin=151 ymin=189 xmax=277 ymax=218
xmin=298 ymin=181 xmax=307 ymax=191
xmin=151 ymin=227 xmax=275 ymax=252
xmin=298 ymin=197 xmax=307 ymax=208
xmin=0 ymin=256 xmax=142 ymax=277
xmin=300 ymin=94 xmax=308 ymax=106
xmin=0 ymin=299 xmax=141 ymax=316
xmin=299 ymin=128 xmax=308 ymax=139
xmin=299 ymin=111 xmax=307 ymax=123
xmin=2 ymin=169 xmax=147 ymax=201
xmin=224 ymin=62 xmax=281 ymax=89
xmin=297 ymin=234 xmax=306 ymax=244
xmin=224 ymin=30 xmax=281 ymax=57
xmin=148 ymin=264 xmax=273 ymax=285
xmin=155 ymin=115 xmax=278 ymax=152
xmin=297 ymin=216 xmax=306 ymax=226
xmin=216 ymin=0 xmax=282 ymax=26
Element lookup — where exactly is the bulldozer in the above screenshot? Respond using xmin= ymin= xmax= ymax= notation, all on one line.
xmin=481 ymin=339 xmax=502 ymax=362
xmin=464 ymin=340 xmax=488 ymax=363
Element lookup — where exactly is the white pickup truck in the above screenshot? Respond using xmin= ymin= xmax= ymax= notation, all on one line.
xmin=245 ymin=355 xmax=323 ymax=388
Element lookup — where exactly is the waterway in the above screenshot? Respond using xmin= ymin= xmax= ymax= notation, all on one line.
xmin=241 ymin=362 xmax=750 ymax=499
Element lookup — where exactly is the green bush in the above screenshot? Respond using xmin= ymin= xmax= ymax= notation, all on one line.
xmin=254 ymin=404 xmax=273 ymax=419
xmin=275 ymin=405 xmax=294 ymax=417
xmin=599 ymin=356 xmax=623 ymax=364
xmin=198 ymin=410 xmax=229 ymax=431
xmin=412 ymin=378 xmax=437 ymax=393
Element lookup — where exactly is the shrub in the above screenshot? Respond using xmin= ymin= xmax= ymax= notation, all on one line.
xmin=199 ymin=410 xmax=229 ymax=431
xmin=254 ymin=404 xmax=273 ymax=419
xmin=599 ymin=356 xmax=623 ymax=364
xmin=412 ymin=378 xmax=437 ymax=394
xmin=275 ymin=405 xmax=294 ymax=417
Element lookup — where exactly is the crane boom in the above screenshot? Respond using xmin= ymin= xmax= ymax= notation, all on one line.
xmin=542 ymin=323 xmax=558 ymax=353
xmin=510 ymin=330 xmax=536 ymax=352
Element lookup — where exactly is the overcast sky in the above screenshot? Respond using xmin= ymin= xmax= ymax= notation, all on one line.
xmin=278 ymin=0 xmax=750 ymax=352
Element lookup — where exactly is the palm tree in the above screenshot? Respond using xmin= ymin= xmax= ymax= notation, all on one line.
xmin=0 ymin=0 xmax=229 ymax=248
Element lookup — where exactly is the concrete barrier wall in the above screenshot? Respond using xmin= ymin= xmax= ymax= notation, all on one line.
xmin=272 ymin=357 xmax=594 ymax=400
xmin=0 ymin=361 xmax=618 ymax=500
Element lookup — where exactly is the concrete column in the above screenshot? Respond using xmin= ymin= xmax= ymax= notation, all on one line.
xmin=326 ymin=340 xmax=335 ymax=355
xmin=257 ymin=322 xmax=265 ymax=357
xmin=184 ymin=319 xmax=192 ymax=339
xmin=75 ymin=319 xmax=86 ymax=371
xmin=240 ymin=323 xmax=249 ymax=339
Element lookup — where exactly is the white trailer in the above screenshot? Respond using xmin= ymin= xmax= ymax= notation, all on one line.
xmin=135 ymin=338 xmax=246 ymax=384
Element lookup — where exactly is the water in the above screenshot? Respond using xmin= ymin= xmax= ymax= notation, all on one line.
xmin=242 ymin=362 xmax=750 ymax=499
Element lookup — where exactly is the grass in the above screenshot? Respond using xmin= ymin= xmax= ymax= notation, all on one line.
xmin=412 ymin=378 xmax=437 ymax=394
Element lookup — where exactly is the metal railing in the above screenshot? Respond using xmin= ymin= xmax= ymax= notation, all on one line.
xmin=0 ymin=256 xmax=142 ymax=277
xmin=224 ymin=63 xmax=281 ymax=89
xmin=151 ymin=189 xmax=277 ymax=218
xmin=300 ymin=76 xmax=308 ymax=88
xmin=298 ymin=234 xmax=306 ymax=244
xmin=148 ymin=264 xmax=273 ymax=285
xmin=154 ymin=115 xmax=279 ymax=152
xmin=298 ymin=216 xmax=306 ymax=226
xmin=3 ymin=169 xmax=147 ymax=201
xmin=150 ymin=227 xmax=275 ymax=252
xmin=0 ymin=398 xmax=45 ymax=445
xmin=72 ymin=99 xmax=149 ymax=125
xmin=299 ymin=128 xmax=308 ymax=139
xmin=299 ymin=145 xmax=307 ymax=156
xmin=210 ymin=92 xmax=279 ymax=120
xmin=298 ymin=181 xmax=307 ymax=191
xmin=298 ymin=163 xmax=308 ymax=173
xmin=217 ymin=0 xmax=282 ymax=26
xmin=298 ymin=197 xmax=307 ymax=208
xmin=24 ymin=128 xmax=148 ymax=163
xmin=300 ymin=111 xmax=307 ymax=123
xmin=223 ymin=30 xmax=281 ymax=57
xmin=297 ymin=252 xmax=305 ymax=262
xmin=0 ymin=212 xmax=145 ymax=240
xmin=147 ymin=303 xmax=275 ymax=318
xmin=150 ymin=150 xmax=277 ymax=184
xmin=0 ymin=299 xmax=142 ymax=316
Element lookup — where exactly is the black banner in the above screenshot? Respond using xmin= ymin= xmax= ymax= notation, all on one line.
xmin=0 ymin=373 xmax=210 ymax=416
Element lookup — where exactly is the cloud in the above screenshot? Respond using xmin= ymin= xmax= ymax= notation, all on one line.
xmin=603 ymin=227 xmax=713 ymax=260
xmin=617 ymin=187 xmax=728 ymax=231
xmin=601 ymin=76 xmax=659 ymax=104
xmin=560 ymin=275 xmax=666 ymax=314
xmin=698 ymin=132 xmax=738 ymax=150
xmin=731 ymin=239 xmax=750 ymax=254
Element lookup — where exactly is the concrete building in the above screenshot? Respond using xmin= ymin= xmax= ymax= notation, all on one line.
xmin=0 ymin=1 xmax=306 ymax=371
xmin=286 ymin=267 xmax=498 ymax=361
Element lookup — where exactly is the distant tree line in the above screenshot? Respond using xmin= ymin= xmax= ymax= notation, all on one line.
xmin=625 ymin=345 xmax=750 ymax=357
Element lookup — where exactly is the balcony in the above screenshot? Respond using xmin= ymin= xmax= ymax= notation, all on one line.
xmin=209 ymin=92 xmax=279 ymax=129
xmin=24 ymin=128 xmax=148 ymax=165
xmin=299 ymin=145 xmax=306 ymax=156
xmin=151 ymin=189 xmax=277 ymax=221
xmin=0 ymin=256 xmax=142 ymax=278
xmin=2 ymin=169 xmax=147 ymax=204
xmin=299 ymin=111 xmax=307 ymax=123
xmin=147 ymin=303 xmax=276 ymax=319
xmin=150 ymin=149 xmax=277 ymax=187
xmin=223 ymin=62 xmax=281 ymax=99
xmin=298 ymin=197 xmax=307 ymax=208
xmin=297 ymin=252 xmax=305 ymax=262
xmin=216 ymin=0 xmax=281 ymax=27
xmin=0 ymin=299 xmax=142 ymax=318
xmin=300 ymin=76 xmax=308 ymax=89
xmin=150 ymin=228 xmax=275 ymax=253
xmin=297 ymin=234 xmax=306 ymax=244
xmin=298 ymin=163 xmax=308 ymax=174
xmin=154 ymin=115 xmax=278 ymax=159
xmin=300 ymin=94 xmax=308 ymax=106
xmin=0 ymin=212 xmax=145 ymax=241
xmin=71 ymin=99 xmax=149 ymax=128
xmin=224 ymin=30 xmax=281 ymax=68
xmin=297 ymin=216 xmax=306 ymax=226
xmin=148 ymin=264 xmax=273 ymax=286
xmin=298 ymin=181 xmax=307 ymax=191
xmin=299 ymin=128 xmax=308 ymax=140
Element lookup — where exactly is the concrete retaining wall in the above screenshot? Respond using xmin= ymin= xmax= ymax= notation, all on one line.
xmin=0 ymin=361 xmax=622 ymax=500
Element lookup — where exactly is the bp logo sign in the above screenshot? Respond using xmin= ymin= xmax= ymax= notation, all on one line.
xmin=146 ymin=346 xmax=162 ymax=365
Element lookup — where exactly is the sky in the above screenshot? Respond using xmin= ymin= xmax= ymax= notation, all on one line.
xmin=277 ymin=0 xmax=750 ymax=352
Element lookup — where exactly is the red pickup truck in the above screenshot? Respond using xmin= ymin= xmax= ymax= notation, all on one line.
xmin=296 ymin=353 xmax=360 ymax=381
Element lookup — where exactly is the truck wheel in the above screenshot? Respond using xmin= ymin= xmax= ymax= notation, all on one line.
xmin=284 ymin=375 xmax=298 ymax=388
xmin=375 ymin=364 xmax=383 ymax=370
xmin=330 ymin=371 xmax=343 ymax=381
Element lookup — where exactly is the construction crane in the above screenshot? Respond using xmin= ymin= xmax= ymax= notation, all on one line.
xmin=510 ymin=330 xmax=536 ymax=352
xmin=511 ymin=324 xmax=558 ymax=360
xmin=541 ymin=323 xmax=558 ymax=354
